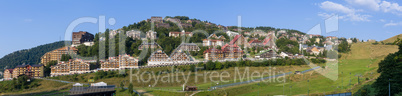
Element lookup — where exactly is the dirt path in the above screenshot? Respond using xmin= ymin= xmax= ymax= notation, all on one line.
xmin=137 ymin=89 xmax=154 ymax=96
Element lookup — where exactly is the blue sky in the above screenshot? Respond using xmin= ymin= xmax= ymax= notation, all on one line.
xmin=0 ymin=0 xmax=401 ymax=58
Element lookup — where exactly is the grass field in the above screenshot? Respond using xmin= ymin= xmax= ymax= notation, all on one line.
xmin=0 ymin=79 xmax=71 ymax=95
xmin=382 ymin=34 xmax=401 ymax=43
xmin=195 ymin=42 xmax=399 ymax=96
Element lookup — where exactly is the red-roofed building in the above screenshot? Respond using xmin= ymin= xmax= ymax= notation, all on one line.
xmin=249 ymin=40 xmax=263 ymax=47
xmin=221 ymin=44 xmax=244 ymax=59
xmin=229 ymin=35 xmax=250 ymax=48
xmin=203 ymin=48 xmax=224 ymax=61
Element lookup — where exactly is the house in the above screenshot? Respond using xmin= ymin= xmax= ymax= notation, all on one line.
xmin=226 ymin=31 xmax=239 ymax=37
xmin=251 ymin=31 xmax=268 ymax=37
xmin=279 ymin=52 xmax=293 ymax=58
xmin=126 ymin=30 xmax=142 ymax=39
xmin=169 ymin=31 xmax=193 ymax=37
xmin=3 ymin=69 xmax=14 ymax=80
xmin=203 ymin=34 xmax=226 ymax=47
xmin=170 ymin=50 xmax=192 ymax=64
xmin=306 ymin=46 xmax=324 ymax=55
xmin=203 ymin=48 xmax=224 ymax=61
xmin=176 ymin=43 xmax=200 ymax=51
xmin=148 ymin=49 xmax=173 ymax=66
xmin=146 ymin=30 xmax=157 ymax=39
xmin=230 ymin=35 xmax=250 ymax=48
xmin=40 ymin=46 xmax=78 ymax=65
xmin=221 ymin=44 xmax=244 ymax=60
xmin=255 ymin=49 xmax=277 ymax=59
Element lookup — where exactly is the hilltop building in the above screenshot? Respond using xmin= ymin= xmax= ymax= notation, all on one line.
xmin=40 ymin=46 xmax=78 ymax=65
xmin=72 ymin=31 xmax=94 ymax=46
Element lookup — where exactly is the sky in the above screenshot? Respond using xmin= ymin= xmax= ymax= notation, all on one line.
xmin=0 ymin=0 xmax=401 ymax=58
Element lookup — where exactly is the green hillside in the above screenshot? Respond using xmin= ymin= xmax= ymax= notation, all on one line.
xmin=0 ymin=41 xmax=70 ymax=72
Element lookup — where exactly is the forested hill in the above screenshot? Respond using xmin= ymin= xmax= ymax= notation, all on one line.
xmin=0 ymin=41 xmax=69 ymax=72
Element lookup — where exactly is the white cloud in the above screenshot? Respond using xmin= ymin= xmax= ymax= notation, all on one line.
xmin=319 ymin=1 xmax=371 ymax=22
xmin=384 ymin=21 xmax=402 ymax=27
xmin=345 ymin=0 xmax=381 ymax=11
xmin=320 ymin=1 xmax=355 ymax=14
xmin=379 ymin=1 xmax=402 ymax=15
xmin=379 ymin=19 xmax=386 ymax=22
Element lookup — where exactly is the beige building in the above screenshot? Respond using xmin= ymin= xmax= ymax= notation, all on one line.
xmin=169 ymin=31 xmax=193 ymax=37
xmin=50 ymin=62 xmax=70 ymax=77
xmin=203 ymin=48 xmax=224 ymax=61
xmin=3 ymin=69 xmax=14 ymax=80
xmin=69 ymin=59 xmax=90 ymax=74
xmin=138 ymin=42 xmax=161 ymax=50
xmin=41 ymin=46 xmax=78 ymax=65
xmin=170 ymin=50 xmax=191 ymax=63
xmin=176 ymin=43 xmax=200 ymax=51
xmin=101 ymin=54 xmax=138 ymax=70
xmin=148 ymin=49 xmax=173 ymax=66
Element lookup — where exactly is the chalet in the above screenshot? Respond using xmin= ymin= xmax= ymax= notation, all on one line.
xmin=146 ymin=30 xmax=157 ymax=39
xmin=230 ymin=35 xmax=250 ymax=48
xmin=101 ymin=54 xmax=138 ymax=70
xmin=170 ymin=50 xmax=192 ymax=64
xmin=3 ymin=69 xmax=14 ymax=80
xmin=148 ymin=50 xmax=173 ymax=66
xmin=221 ymin=44 xmax=244 ymax=60
xmin=203 ymin=34 xmax=226 ymax=47
xmin=203 ymin=48 xmax=224 ymax=61
xmin=249 ymin=40 xmax=263 ymax=47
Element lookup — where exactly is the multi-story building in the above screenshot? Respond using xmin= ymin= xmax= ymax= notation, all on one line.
xmin=3 ymin=69 xmax=14 ymax=80
xmin=169 ymin=31 xmax=193 ymax=37
xmin=109 ymin=30 xmax=122 ymax=38
xmin=249 ymin=40 xmax=263 ymax=47
xmin=255 ymin=49 xmax=277 ymax=59
xmin=148 ymin=49 xmax=173 ymax=66
xmin=230 ymin=35 xmax=250 ymax=48
xmin=203 ymin=48 xmax=224 ymax=61
xmin=170 ymin=50 xmax=191 ymax=63
xmin=148 ymin=16 xmax=163 ymax=23
xmin=41 ymin=46 xmax=78 ymax=65
xmin=146 ymin=30 xmax=157 ymax=39
xmin=14 ymin=65 xmax=31 ymax=78
xmin=126 ymin=30 xmax=142 ymax=39
xmin=101 ymin=54 xmax=138 ymax=70
xmin=30 ymin=64 xmax=44 ymax=78
xmin=221 ymin=44 xmax=244 ymax=60
xmin=176 ymin=43 xmax=200 ymax=51
xmin=50 ymin=62 xmax=70 ymax=77
xmin=69 ymin=59 xmax=90 ymax=74
xmin=138 ymin=42 xmax=161 ymax=50
xmin=72 ymin=31 xmax=94 ymax=45
xmin=203 ymin=34 xmax=226 ymax=47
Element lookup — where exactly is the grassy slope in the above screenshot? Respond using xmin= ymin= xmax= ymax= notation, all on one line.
xmin=0 ymin=79 xmax=71 ymax=95
xmin=196 ymin=42 xmax=398 ymax=96
xmin=382 ymin=34 xmax=401 ymax=43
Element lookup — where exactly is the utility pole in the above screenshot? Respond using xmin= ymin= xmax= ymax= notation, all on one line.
xmin=308 ymin=80 xmax=310 ymax=96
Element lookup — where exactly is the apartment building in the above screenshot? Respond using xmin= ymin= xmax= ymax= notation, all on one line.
xmin=72 ymin=31 xmax=94 ymax=45
xmin=50 ymin=62 xmax=69 ymax=77
xmin=170 ymin=50 xmax=191 ymax=63
xmin=14 ymin=65 xmax=31 ymax=78
xmin=101 ymin=54 xmax=138 ymax=70
xmin=221 ymin=44 xmax=244 ymax=60
xmin=41 ymin=46 xmax=78 ymax=65
xmin=30 ymin=64 xmax=44 ymax=78
xmin=203 ymin=48 xmax=224 ymax=61
xmin=69 ymin=59 xmax=90 ymax=74
xmin=230 ymin=35 xmax=250 ymax=48
xmin=176 ymin=43 xmax=200 ymax=51
xmin=148 ymin=49 xmax=173 ymax=66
